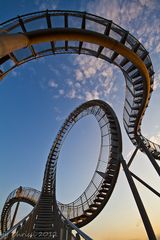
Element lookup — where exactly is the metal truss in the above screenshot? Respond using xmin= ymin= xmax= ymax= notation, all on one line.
xmin=0 ymin=100 xmax=122 ymax=240
xmin=0 ymin=10 xmax=159 ymax=240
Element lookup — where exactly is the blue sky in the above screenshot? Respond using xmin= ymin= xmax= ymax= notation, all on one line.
xmin=0 ymin=0 xmax=160 ymax=239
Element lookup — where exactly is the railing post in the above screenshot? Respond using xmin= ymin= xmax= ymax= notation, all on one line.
xmin=60 ymin=227 xmax=63 ymax=240
xmin=67 ymin=227 xmax=72 ymax=240
xmin=60 ymin=223 xmax=67 ymax=240
xmin=8 ymin=232 xmax=12 ymax=240
xmin=75 ymin=233 xmax=81 ymax=240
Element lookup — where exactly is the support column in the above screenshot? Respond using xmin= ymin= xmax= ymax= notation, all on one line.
xmin=10 ymin=202 xmax=20 ymax=228
xmin=120 ymin=155 xmax=157 ymax=240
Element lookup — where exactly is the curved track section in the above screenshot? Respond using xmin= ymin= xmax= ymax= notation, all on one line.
xmin=43 ymin=99 xmax=121 ymax=227
xmin=1 ymin=187 xmax=40 ymax=233
xmin=0 ymin=100 xmax=122 ymax=238
xmin=0 ymin=10 xmax=159 ymax=159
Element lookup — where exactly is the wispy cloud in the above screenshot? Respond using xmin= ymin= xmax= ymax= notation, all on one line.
xmin=87 ymin=0 xmax=160 ymax=56
xmin=53 ymin=106 xmax=65 ymax=122
xmin=35 ymin=0 xmax=58 ymax=11
xmin=67 ymin=88 xmax=77 ymax=99
xmin=11 ymin=69 xmax=18 ymax=78
xmin=153 ymin=70 xmax=160 ymax=90
xmin=42 ymin=0 xmax=159 ymax=103
xmin=150 ymin=132 xmax=160 ymax=144
xmin=85 ymin=90 xmax=100 ymax=101
xmin=48 ymin=79 xmax=58 ymax=88
xmin=72 ymin=55 xmax=119 ymax=101
xmin=59 ymin=89 xmax=64 ymax=95
xmin=75 ymin=69 xmax=84 ymax=81
xmin=48 ymin=64 xmax=60 ymax=76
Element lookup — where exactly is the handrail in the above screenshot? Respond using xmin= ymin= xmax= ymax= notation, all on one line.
xmin=66 ymin=219 xmax=93 ymax=240
xmin=0 ymin=211 xmax=31 ymax=240
xmin=0 ymin=206 xmax=93 ymax=240
xmin=0 ymin=10 xmax=158 ymax=162
xmin=60 ymin=213 xmax=93 ymax=240
xmin=0 ymin=9 xmax=159 ymax=240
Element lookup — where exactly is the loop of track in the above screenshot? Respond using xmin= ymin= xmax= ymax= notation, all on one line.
xmin=0 ymin=10 xmax=159 ymax=159
xmin=0 ymin=10 xmax=160 ymax=238
xmin=1 ymin=100 xmax=122 ymax=231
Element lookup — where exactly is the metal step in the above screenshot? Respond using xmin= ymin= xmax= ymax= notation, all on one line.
xmin=120 ymin=57 xmax=129 ymax=67
xmin=130 ymin=70 xmax=140 ymax=79
xmin=85 ymin=209 xmax=95 ymax=214
xmin=89 ymin=204 xmax=98 ymax=209
xmin=35 ymin=220 xmax=54 ymax=224
xmin=34 ymin=227 xmax=53 ymax=232
xmin=77 ymin=214 xmax=87 ymax=220
xmin=99 ymin=189 xmax=108 ymax=194
xmin=94 ymin=198 xmax=103 ymax=203
xmin=134 ymin=85 xmax=143 ymax=91
xmin=97 ymin=193 xmax=105 ymax=198
xmin=126 ymin=64 xmax=136 ymax=74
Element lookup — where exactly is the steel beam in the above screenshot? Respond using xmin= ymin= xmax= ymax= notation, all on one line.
xmin=127 ymin=147 xmax=139 ymax=168
xmin=120 ymin=155 xmax=157 ymax=240
xmin=10 ymin=202 xmax=20 ymax=228
xmin=0 ymin=28 xmax=151 ymax=140
xmin=130 ymin=171 xmax=160 ymax=197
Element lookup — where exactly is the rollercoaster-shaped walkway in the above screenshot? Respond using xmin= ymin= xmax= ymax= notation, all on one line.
xmin=0 ymin=10 xmax=160 ymax=160
xmin=0 ymin=10 xmax=160 ymax=240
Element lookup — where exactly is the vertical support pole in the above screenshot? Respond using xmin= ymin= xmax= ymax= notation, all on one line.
xmin=76 ymin=233 xmax=81 ymax=240
xmin=66 ymin=227 xmax=68 ymax=240
xmin=10 ymin=202 xmax=20 ymax=228
xmin=60 ymin=227 xmax=63 ymax=240
xmin=8 ymin=232 xmax=12 ymax=240
xmin=120 ymin=155 xmax=157 ymax=240
xmin=60 ymin=223 xmax=67 ymax=240
xmin=67 ymin=227 xmax=72 ymax=240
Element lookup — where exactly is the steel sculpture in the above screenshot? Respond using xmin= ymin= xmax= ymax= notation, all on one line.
xmin=0 ymin=100 xmax=122 ymax=240
xmin=0 ymin=10 xmax=159 ymax=240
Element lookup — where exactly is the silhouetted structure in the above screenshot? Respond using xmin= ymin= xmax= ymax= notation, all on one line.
xmin=0 ymin=10 xmax=159 ymax=240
